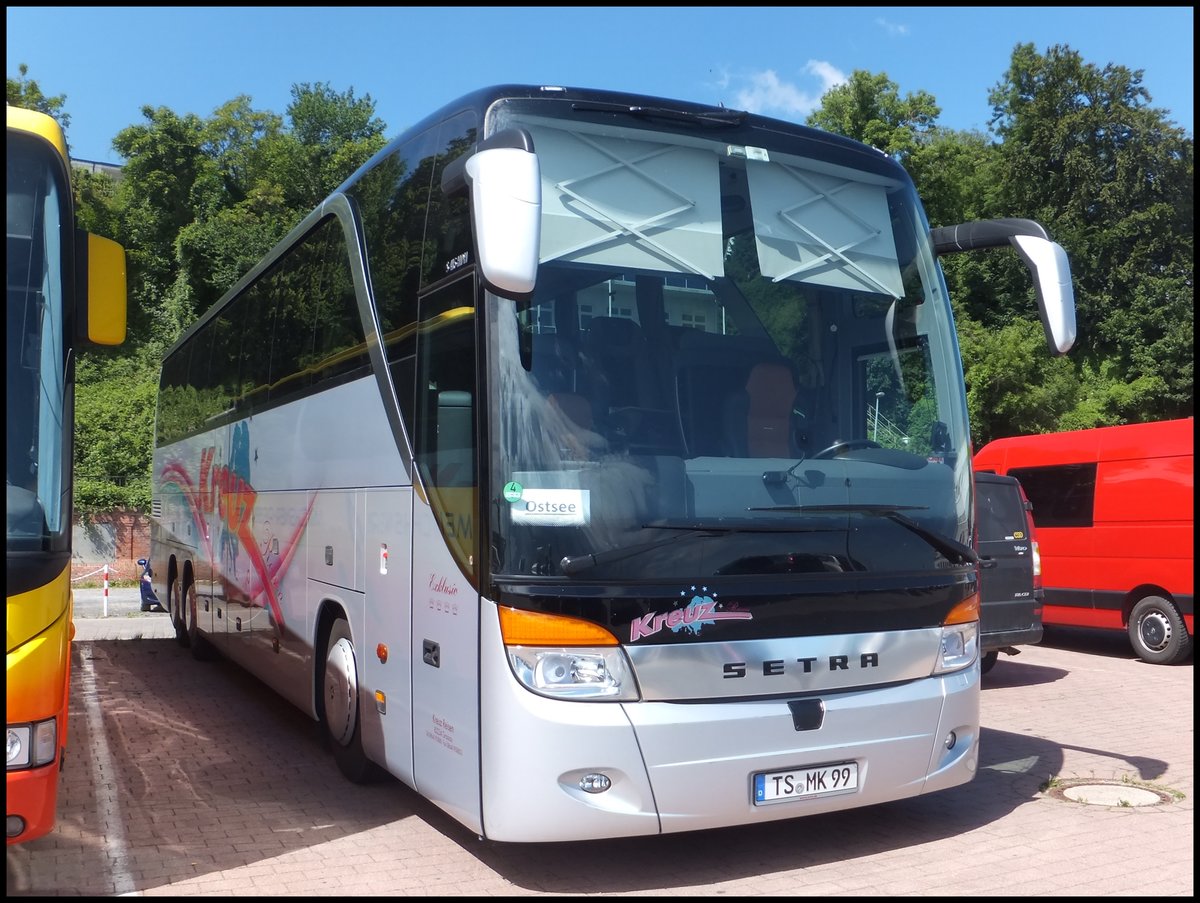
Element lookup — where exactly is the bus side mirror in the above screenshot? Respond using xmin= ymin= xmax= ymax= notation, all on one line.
xmin=75 ymin=231 xmax=127 ymax=346
xmin=442 ymin=128 xmax=541 ymax=299
xmin=931 ymin=218 xmax=1076 ymax=356
xmin=1010 ymin=234 xmax=1076 ymax=355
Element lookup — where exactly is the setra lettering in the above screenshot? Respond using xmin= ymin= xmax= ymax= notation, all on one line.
xmin=723 ymin=653 xmax=881 ymax=678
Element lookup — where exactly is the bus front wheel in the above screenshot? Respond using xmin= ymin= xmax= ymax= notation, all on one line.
xmin=1128 ymin=595 xmax=1192 ymax=665
xmin=322 ymin=618 xmax=382 ymax=783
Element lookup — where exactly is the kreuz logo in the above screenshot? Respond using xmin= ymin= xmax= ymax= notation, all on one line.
xmin=629 ymin=587 xmax=752 ymax=641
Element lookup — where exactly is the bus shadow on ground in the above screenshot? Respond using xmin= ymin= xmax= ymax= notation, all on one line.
xmin=6 ymin=639 xmax=450 ymax=897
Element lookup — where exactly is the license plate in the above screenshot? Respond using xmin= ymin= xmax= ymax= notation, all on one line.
xmin=753 ymin=761 xmax=858 ymax=805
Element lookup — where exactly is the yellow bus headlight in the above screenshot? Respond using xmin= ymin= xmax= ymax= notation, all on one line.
xmin=6 ymin=719 xmax=57 ymax=770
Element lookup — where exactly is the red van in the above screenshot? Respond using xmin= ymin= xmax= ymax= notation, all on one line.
xmin=973 ymin=419 xmax=1193 ymax=664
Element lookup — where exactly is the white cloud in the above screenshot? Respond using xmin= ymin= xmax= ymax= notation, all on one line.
xmin=733 ymin=62 xmax=848 ymax=120
xmin=874 ymin=17 xmax=910 ymax=37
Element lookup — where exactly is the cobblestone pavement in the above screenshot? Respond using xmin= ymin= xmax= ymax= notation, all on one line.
xmin=6 ymin=626 xmax=1192 ymax=896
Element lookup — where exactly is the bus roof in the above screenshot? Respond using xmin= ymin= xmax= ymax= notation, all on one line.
xmin=7 ymin=104 xmax=69 ymax=168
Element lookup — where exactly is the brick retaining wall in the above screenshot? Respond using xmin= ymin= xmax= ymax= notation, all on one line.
xmin=71 ymin=510 xmax=151 ymax=581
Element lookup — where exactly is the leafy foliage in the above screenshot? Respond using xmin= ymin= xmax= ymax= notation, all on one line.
xmin=73 ymin=356 xmax=158 ymax=513
xmin=985 ymin=43 xmax=1194 ymax=423
xmin=6 ymin=63 xmax=70 ymax=128
xmin=806 ymin=70 xmax=940 ymax=162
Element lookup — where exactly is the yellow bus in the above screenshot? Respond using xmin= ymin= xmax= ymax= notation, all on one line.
xmin=6 ymin=104 xmax=126 ymax=845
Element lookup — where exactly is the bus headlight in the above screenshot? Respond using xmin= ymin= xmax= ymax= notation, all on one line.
xmin=508 ymin=646 xmax=638 ymax=700
xmin=6 ymin=719 xmax=57 ymax=770
xmin=934 ymin=622 xmax=979 ymax=674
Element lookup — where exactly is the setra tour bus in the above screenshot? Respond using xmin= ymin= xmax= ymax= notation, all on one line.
xmin=973 ymin=419 xmax=1193 ymax=665
xmin=7 ymin=104 xmax=127 ymax=844
xmin=147 ymin=84 xmax=1076 ymax=842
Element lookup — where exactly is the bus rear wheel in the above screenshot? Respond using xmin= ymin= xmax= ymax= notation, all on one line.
xmin=170 ymin=577 xmax=189 ymax=648
xmin=1128 ymin=595 xmax=1192 ymax=665
xmin=185 ymin=581 xmax=217 ymax=661
xmin=322 ymin=618 xmax=382 ymax=783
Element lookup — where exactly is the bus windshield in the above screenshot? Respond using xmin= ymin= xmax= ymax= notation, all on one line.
xmin=486 ymin=102 xmax=971 ymax=581
xmin=6 ymin=131 xmax=70 ymax=552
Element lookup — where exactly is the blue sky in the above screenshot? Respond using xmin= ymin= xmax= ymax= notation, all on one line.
xmin=7 ymin=6 xmax=1194 ymax=164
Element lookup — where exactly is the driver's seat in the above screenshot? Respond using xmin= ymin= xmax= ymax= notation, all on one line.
xmin=743 ymin=361 xmax=797 ymax=457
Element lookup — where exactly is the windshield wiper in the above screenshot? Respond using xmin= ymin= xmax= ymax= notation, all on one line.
xmin=571 ymin=101 xmax=747 ymax=127
xmin=747 ymin=504 xmax=979 ymax=565
xmin=559 ymin=519 xmax=824 ymax=576
xmin=560 ymin=527 xmax=720 ymax=576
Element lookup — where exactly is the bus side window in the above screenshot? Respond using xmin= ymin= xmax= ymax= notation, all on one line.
xmin=353 ymin=127 xmax=444 ymax=436
xmin=310 ymin=219 xmax=370 ymax=389
xmin=435 ymin=391 xmax=473 ymax=487
xmin=415 ymin=275 xmax=477 ymax=491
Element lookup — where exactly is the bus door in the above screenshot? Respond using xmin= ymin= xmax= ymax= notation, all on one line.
xmin=361 ymin=488 xmax=416 ymax=787
xmin=408 ymin=273 xmax=484 ymax=832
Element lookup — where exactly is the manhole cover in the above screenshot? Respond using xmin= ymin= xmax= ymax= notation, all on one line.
xmin=1045 ymin=778 xmax=1177 ymax=807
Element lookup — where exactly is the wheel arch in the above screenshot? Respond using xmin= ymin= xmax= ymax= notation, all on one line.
xmin=313 ymin=597 xmax=351 ymax=722
xmin=1122 ymin=583 xmax=1175 ymax=627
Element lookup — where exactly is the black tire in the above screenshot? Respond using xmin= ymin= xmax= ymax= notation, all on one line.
xmin=980 ymin=650 xmax=999 ymax=674
xmin=322 ymin=618 xmax=383 ymax=783
xmin=170 ymin=577 xmax=189 ymax=648
xmin=1128 ymin=595 xmax=1192 ymax=665
xmin=185 ymin=580 xmax=217 ymax=661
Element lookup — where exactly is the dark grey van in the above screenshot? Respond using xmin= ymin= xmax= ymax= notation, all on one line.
xmin=975 ymin=472 xmax=1043 ymax=673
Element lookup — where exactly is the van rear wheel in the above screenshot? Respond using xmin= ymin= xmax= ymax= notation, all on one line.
xmin=1128 ymin=595 xmax=1192 ymax=665
xmin=980 ymin=650 xmax=999 ymax=674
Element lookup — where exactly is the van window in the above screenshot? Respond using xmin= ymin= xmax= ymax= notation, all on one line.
xmin=977 ymin=481 xmax=1027 ymax=540
xmin=1008 ymin=463 xmax=1097 ymax=527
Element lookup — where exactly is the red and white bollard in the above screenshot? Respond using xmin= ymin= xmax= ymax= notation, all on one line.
xmin=103 ymin=564 xmax=110 ymax=617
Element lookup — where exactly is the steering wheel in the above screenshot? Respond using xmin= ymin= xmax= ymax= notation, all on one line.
xmin=812 ymin=439 xmax=883 ymax=459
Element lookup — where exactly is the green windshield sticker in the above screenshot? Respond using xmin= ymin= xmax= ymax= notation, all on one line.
xmin=503 ymin=481 xmax=524 ymax=503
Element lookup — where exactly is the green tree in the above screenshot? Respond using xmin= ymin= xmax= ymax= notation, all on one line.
xmin=805 ymin=70 xmax=940 ymax=162
xmin=278 ymin=81 xmax=387 ymax=210
xmin=905 ymin=129 xmax=998 ymax=228
xmin=956 ymin=315 xmax=1082 ymax=445
xmin=987 ymin=42 xmax=1194 ymax=424
xmin=111 ymin=106 xmax=211 ymax=346
xmin=6 ymin=62 xmax=70 ymax=129
xmin=73 ymin=356 xmax=159 ymax=513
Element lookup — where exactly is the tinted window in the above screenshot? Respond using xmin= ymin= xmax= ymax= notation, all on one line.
xmin=414 ymin=274 xmax=477 ymax=580
xmin=1008 ymin=463 xmax=1097 ymax=527
xmin=350 ymin=110 xmax=477 ymax=438
xmin=977 ymin=479 xmax=1027 ymax=541
xmin=155 ymin=215 xmax=366 ymax=441
xmin=306 ymin=221 xmax=370 ymax=389
xmin=156 ymin=344 xmax=191 ymax=445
